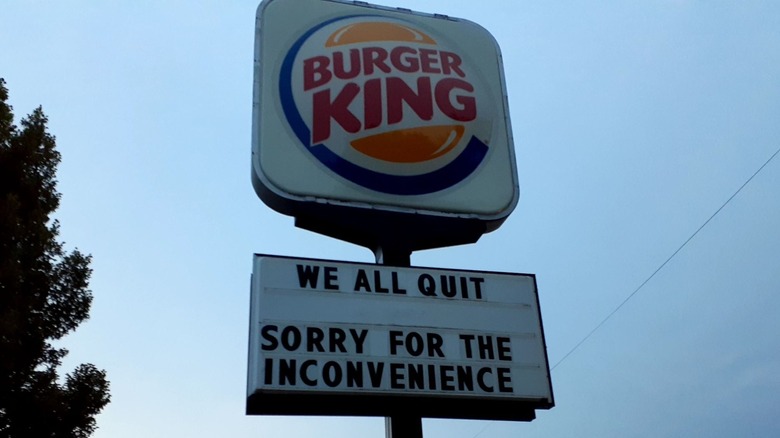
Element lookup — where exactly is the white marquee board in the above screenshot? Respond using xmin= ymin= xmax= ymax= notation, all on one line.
xmin=247 ymin=255 xmax=554 ymax=420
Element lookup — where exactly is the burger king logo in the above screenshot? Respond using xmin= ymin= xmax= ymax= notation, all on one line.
xmin=280 ymin=15 xmax=494 ymax=196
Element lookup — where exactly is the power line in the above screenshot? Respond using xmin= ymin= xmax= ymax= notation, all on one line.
xmin=551 ymin=145 xmax=780 ymax=371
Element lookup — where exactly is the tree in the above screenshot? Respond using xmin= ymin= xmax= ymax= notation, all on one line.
xmin=0 ymin=78 xmax=110 ymax=437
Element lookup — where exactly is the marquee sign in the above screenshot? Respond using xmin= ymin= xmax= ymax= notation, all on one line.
xmin=247 ymin=255 xmax=554 ymax=420
xmin=252 ymin=0 xmax=519 ymax=250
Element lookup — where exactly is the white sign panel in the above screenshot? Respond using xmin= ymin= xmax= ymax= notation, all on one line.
xmin=252 ymin=0 xmax=518 ymax=221
xmin=247 ymin=255 xmax=554 ymax=420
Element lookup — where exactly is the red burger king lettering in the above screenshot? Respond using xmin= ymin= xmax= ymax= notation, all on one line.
xmin=304 ymin=46 xmax=466 ymax=88
xmin=301 ymin=45 xmax=477 ymax=144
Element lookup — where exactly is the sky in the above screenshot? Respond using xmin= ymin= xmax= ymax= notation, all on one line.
xmin=2 ymin=0 xmax=780 ymax=437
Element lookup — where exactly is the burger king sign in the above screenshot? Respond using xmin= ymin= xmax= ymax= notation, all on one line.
xmin=253 ymin=0 xmax=519 ymax=250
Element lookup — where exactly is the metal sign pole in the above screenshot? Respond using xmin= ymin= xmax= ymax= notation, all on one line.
xmin=374 ymin=246 xmax=422 ymax=438
xmin=385 ymin=416 xmax=423 ymax=438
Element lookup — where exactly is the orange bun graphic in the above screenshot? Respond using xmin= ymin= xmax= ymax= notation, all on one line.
xmin=326 ymin=22 xmax=437 ymax=47
xmin=351 ymin=125 xmax=464 ymax=163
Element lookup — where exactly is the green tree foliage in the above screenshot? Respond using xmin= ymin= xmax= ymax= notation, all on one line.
xmin=0 ymin=78 xmax=110 ymax=437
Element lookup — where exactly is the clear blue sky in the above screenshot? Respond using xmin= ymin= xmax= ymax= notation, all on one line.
xmin=2 ymin=1 xmax=779 ymax=437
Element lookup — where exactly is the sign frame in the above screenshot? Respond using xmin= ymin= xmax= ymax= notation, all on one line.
xmin=246 ymin=254 xmax=554 ymax=421
xmin=251 ymin=0 xmax=520 ymax=252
